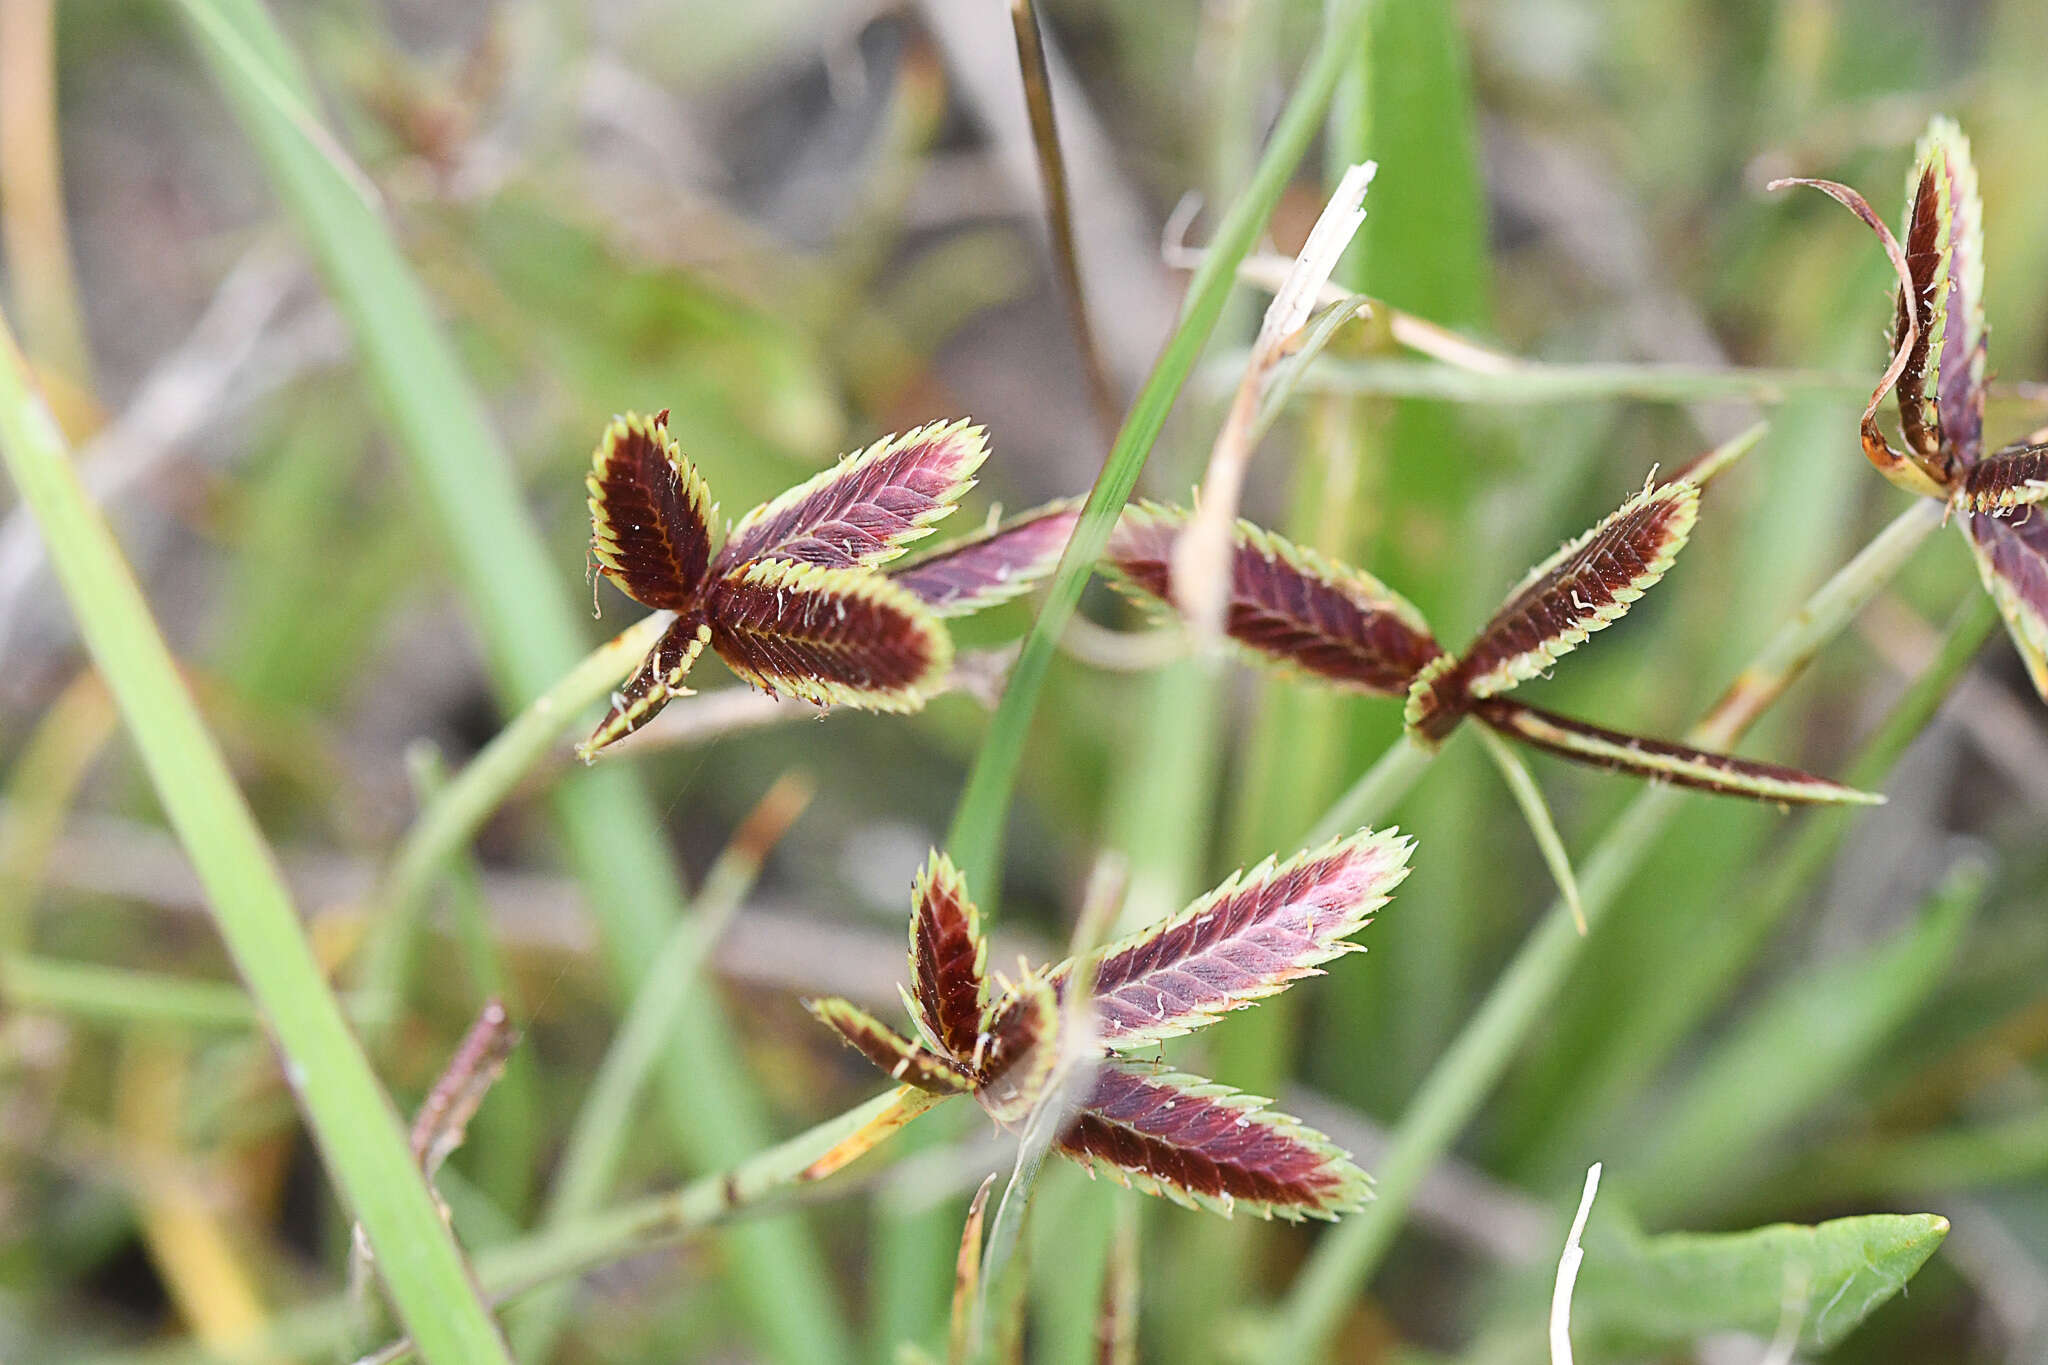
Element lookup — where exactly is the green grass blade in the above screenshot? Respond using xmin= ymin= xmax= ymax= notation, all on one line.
xmin=170 ymin=3 xmax=849 ymax=1358
xmin=1571 ymin=1211 xmax=1949 ymax=1354
xmin=1475 ymin=725 xmax=1584 ymax=933
xmin=0 ymin=313 xmax=514 ymax=1364
xmin=1626 ymin=861 xmax=1984 ymax=1216
xmin=943 ymin=0 xmax=1375 ymax=888
xmin=1269 ymin=500 xmax=1942 ymax=1359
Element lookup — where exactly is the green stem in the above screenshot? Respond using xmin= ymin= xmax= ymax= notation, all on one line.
xmin=1270 ymin=499 xmax=1943 ymax=1358
xmin=944 ymin=0 xmax=1377 ymax=889
xmin=107 ymin=1088 xmax=945 ymax=1365
xmin=1304 ymin=731 xmax=1436 ymax=844
xmin=1266 ymin=356 xmax=1869 ymax=405
xmin=172 ymin=1 xmax=848 ymax=1355
xmin=0 ymin=310 xmax=513 ymax=1362
xmin=1538 ymin=590 xmax=2002 ymax=1165
xmin=353 ymin=612 xmax=670 ymax=1039
xmin=508 ymin=793 xmax=788 ymax=1361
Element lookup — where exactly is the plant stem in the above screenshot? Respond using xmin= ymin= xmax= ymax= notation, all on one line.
xmin=1265 ymin=356 xmax=1870 ymax=405
xmin=1305 ymin=732 xmax=1436 ymax=844
xmin=172 ymin=3 xmax=849 ymax=1355
xmin=944 ymin=0 xmax=1376 ymax=891
xmin=1270 ymin=499 xmax=1943 ymax=1358
xmin=508 ymin=774 xmax=811 ymax=1362
xmin=353 ymin=611 xmax=671 ymax=1039
xmin=0 ymin=307 xmax=513 ymax=1363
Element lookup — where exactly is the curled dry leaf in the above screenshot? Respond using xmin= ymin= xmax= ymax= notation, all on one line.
xmin=1056 ymin=1064 xmax=1369 ymax=1222
xmin=1058 ymin=827 xmax=1413 ymax=1051
xmin=1105 ymin=501 xmax=1443 ymax=695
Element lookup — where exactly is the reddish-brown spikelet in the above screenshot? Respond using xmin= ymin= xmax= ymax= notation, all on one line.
xmin=1896 ymin=157 xmax=1951 ymax=463
xmin=906 ymin=852 xmax=988 ymax=1061
xmin=714 ymin=420 xmax=987 ymax=575
xmin=707 ymin=558 xmax=952 ymax=711
xmin=1062 ymin=828 xmax=1412 ymax=1051
xmin=1405 ymin=480 xmax=1699 ymax=742
xmin=974 ymin=970 xmax=1061 ymax=1126
xmin=1963 ymin=512 xmax=2048 ymax=701
xmin=1474 ymin=699 xmax=1882 ymax=805
xmin=890 ymin=498 xmax=1082 ymax=618
xmin=1105 ymin=502 xmax=1443 ymax=695
xmin=805 ymin=997 xmax=971 ymax=1096
xmin=1056 ymin=1064 xmax=1368 ymax=1221
xmin=1956 ymin=444 xmax=2048 ymax=517
xmin=580 ymin=613 xmax=712 ymax=760
xmin=586 ymin=411 xmax=714 ymax=610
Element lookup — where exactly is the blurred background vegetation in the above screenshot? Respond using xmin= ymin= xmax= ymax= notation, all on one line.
xmin=4 ymin=0 xmax=2048 ymax=1360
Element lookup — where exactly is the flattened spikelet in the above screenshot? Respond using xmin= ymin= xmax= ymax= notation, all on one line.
xmin=1406 ymin=480 xmax=1698 ymax=742
xmin=975 ymin=971 xmax=1061 ymax=1126
xmin=890 ymin=498 xmax=1082 ymax=618
xmin=1056 ymin=1065 xmax=1369 ymax=1222
xmin=707 ymin=558 xmax=953 ymax=712
xmin=806 ymin=997 xmax=971 ymax=1095
xmin=1062 ymin=828 xmax=1411 ymax=1051
xmin=1963 ymin=513 xmax=2048 ymax=701
xmin=716 ymin=420 xmax=988 ymax=575
xmin=1105 ymin=501 xmax=1443 ymax=695
xmin=578 ymin=616 xmax=711 ymax=760
xmin=587 ymin=411 xmax=715 ymax=609
xmin=907 ymin=852 xmax=989 ymax=1062
xmin=1956 ymin=444 xmax=2048 ymax=517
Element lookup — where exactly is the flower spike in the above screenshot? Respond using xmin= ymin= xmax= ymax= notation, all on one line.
xmin=1059 ymin=828 xmax=1413 ymax=1051
xmin=1056 ymin=1065 xmax=1369 ymax=1222
xmin=1406 ymin=478 xmax=1699 ymax=742
xmin=890 ymin=498 xmax=1082 ymax=617
xmin=1105 ymin=501 xmax=1444 ymax=695
xmin=1475 ymin=700 xmax=1883 ymax=806
xmin=806 ymin=997 xmax=971 ymax=1096
xmin=587 ymin=411 xmax=716 ymax=609
xmin=707 ymin=558 xmax=953 ymax=712
xmin=906 ymin=852 xmax=989 ymax=1063
xmin=715 ymin=419 xmax=988 ymax=575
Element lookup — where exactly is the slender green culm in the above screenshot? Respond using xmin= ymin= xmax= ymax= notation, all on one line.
xmin=0 ymin=311 xmax=514 ymax=1364
xmin=170 ymin=2 xmax=848 ymax=1357
xmin=944 ymin=0 xmax=1376 ymax=889
xmin=1270 ymin=500 xmax=1942 ymax=1358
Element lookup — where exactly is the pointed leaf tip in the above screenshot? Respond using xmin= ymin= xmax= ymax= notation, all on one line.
xmin=716 ymin=419 xmax=989 ymax=575
xmin=1056 ymin=1064 xmax=1369 ymax=1221
xmin=1066 ymin=827 xmax=1413 ymax=1051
